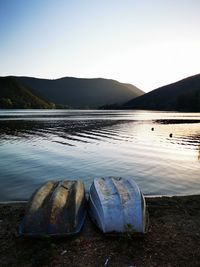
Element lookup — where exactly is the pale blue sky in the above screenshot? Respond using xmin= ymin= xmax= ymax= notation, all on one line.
xmin=0 ymin=0 xmax=200 ymax=92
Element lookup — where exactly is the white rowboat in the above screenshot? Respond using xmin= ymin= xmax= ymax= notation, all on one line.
xmin=88 ymin=177 xmax=147 ymax=234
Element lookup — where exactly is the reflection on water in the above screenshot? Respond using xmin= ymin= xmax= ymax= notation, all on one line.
xmin=0 ymin=109 xmax=200 ymax=201
xmin=198 ymin=145 xmax=200 ymax=161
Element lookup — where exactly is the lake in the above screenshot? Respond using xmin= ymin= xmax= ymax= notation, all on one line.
xmin=0 ymin=109 xmax=200 ymax=201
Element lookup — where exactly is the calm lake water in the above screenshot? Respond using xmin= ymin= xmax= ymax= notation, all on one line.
xmin=0 ymin=109 xmax=200 ymax=201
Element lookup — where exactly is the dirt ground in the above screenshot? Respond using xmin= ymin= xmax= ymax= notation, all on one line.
xmin=0 ymin=195 xmax=199 ymax=267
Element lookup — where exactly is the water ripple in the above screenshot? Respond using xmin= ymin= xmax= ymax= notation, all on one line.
xmin=0 ymin=110 xmax=200 ymax=201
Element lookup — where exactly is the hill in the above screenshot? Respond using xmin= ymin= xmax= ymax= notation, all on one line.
xmin=0 ymin=77 xmax=55 ymax=109
xmin=123 ymin=74 xmax=200 ymax=111
xmin=16 ymin=76 xmax=144 ymax=109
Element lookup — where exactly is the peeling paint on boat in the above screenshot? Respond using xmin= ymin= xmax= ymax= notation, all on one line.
xmin=89 ymin=177 xmax=147 ymax=234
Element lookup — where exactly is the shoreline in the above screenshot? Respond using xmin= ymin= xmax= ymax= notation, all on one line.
xmin=0 ymin=194 xmax=199 ymax=266
xmin=1 ymin=192 xmax=199 ymax=203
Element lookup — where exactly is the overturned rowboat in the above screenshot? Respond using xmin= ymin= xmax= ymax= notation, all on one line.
xmin=88 ymin=177 xmax=147 ymax=234
xmin=19 ymin=180 xmax=86 ymax=237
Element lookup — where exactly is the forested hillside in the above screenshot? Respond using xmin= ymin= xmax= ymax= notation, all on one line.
xmin=0 ymin=77 xmax=55 ymax=109
xmin=123 ymin=74 xmax=200 ymax=111
xmin=16 ymin=76 xmax=144 ymax=109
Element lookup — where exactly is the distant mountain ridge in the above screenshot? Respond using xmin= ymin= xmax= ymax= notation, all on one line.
xmin=3 ymin=74 xmax=200 ymax=111
xmin=15 ymin=76 xmax=144 ymax=109
xmin=123 ymin=74 xmax=200 ymax=112
xmin=0 ymin=77 xmax=55 ymax=109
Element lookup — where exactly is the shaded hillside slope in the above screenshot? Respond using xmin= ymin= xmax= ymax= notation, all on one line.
xmin=0 ymin=77 xmax=55 ymax=109
xmin=122 ymin=82 xmax=144 ymax=96
xmin=16 ymin=76 xmax=144 ymax=109
xmin=124 ymin=74 xmax=200 ymax=111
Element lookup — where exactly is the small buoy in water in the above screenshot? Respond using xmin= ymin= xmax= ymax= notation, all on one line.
xmin=169 ymin=133 xmax=173 ymax=138
xmin=151 ymin=127 xmax=154 ymax=131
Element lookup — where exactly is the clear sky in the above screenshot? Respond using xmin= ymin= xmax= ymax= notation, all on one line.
xmin=0 ymin=0 xmax=200 ymax=92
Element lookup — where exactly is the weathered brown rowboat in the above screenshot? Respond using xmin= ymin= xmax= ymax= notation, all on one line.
xmin=19 ymin=180 xmax=86 ymax=237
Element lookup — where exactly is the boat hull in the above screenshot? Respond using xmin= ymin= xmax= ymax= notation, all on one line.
xmin=19 ymin=180 xmax=86 ymax=237
xmin=88 ymin=177 xmax=147 ymax=234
